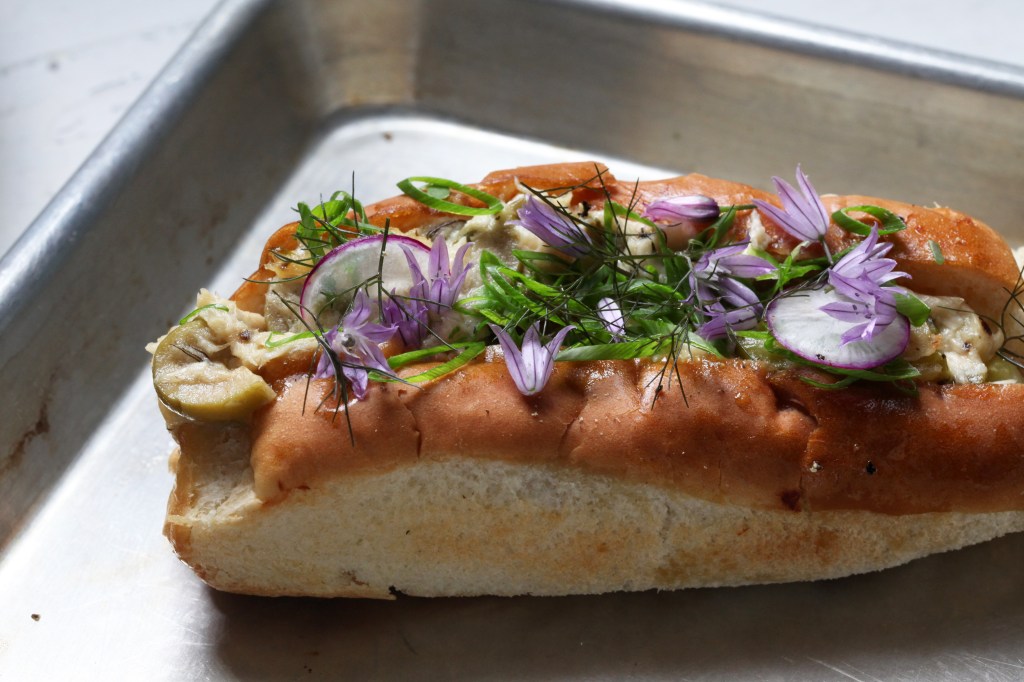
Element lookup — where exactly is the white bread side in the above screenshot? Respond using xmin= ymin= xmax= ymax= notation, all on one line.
xmin=164 ymin=426 xmax=1024 ymax=598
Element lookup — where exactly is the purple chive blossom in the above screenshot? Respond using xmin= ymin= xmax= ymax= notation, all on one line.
xmin=698 ymin=304 xmax=760 ymax=342
xmin=597 ymin=297 xmax=625 ymax=341
xmin=753 ymin=165 xmax=830 ymax=243
xmin=510 ymin=194 xmax=592 ymax=258
xmin=697 ymin=242 xmax=777 ymax=280
xmin=688 ymin=242 xmax=775 ymax=340
xmin=314 ymin=289 xmax=397 ymax=400
xmin=488 ymin=323 xmax=574 ymax=396
xmin=643 ymin=195 xmax=720 ymax=223
xmin=819 ymin=227 xmax=910 ymax=345
xmin=828 ymin=227 xmax=907 ymax=293
xmin=382 ymin=289 xmax=429 ymax=349
xmin=402 ymin=239 xmax=474 ymax=317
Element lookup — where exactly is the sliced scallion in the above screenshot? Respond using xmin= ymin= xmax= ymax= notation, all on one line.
xmin=556 ymin=338 xmax=667 ymax=361
xmin=894 ymin=292 xmax=931 ymax=327
xmin=397 ymin=176 xmax=502 ymax=216
xmin=179 ymin=304 xmax=229 ymax=325
xmin=265 ymin=330 xmax=316 ymax=348
xmin=832 ymin=205 xmax=906 ymax=236
xmin=387 ymin=342 xmax=486 ymax=382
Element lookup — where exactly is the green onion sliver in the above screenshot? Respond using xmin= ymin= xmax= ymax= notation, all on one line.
xmin=556 ymin=338 xmax=667 ymax=362
xmin=397 ymin=176 xmax=503 ymax=216
xmin=387 ymin=343 xmax=469 ymax=370
xmin=265 ymin=330 xmax=315 ymax=348
xmin=894 ymin=292 xmax=931 ymax=327
xmin=832 ymin=205 xmax=906 ymax=236
xmin=386 ymin=342 xmax=486 ymax=381
xmin=179 ymin=304 xmax=229 ymax=325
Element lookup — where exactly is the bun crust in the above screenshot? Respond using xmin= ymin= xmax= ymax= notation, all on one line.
xmin=163 ymin=163 xmax=1024 ymax=597
xmin=248 ymin=356 xmax=1024 ymax=516
xmin=167 ymin=446 xmax=1024 ymax=598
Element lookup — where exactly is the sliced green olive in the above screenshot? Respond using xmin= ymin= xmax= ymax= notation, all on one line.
xmin=910 ymin=353 xmax=946 ymax=383
xmin=735 ymin=335 xmax=778 ymax=365
xmin=987 ymin=356 xmax=1024 ymax=383
xmin=153 ymin=319 xmax=275 ymax=421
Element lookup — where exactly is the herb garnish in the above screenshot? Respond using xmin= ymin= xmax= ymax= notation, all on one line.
xmin=397 ymin=176 xmax=503 ymax=216
xmin=179 ymin=304 xmax=229 ymax=325
xmin=263 ymin=165 xmax=1014 ymax=411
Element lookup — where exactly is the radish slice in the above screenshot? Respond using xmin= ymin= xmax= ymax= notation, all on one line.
xmin=765 ymin=286 xmax=909 ymax=369
xmin=300 ymin=235 xmax=430 ymax=323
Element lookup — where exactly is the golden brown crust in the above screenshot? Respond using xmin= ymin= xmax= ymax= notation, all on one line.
xmin=231 ymin=163 xmax=1024 ymax=517
xmin=789 ymin=378 xmax=1024 ymax=513
xmin=362 ymin=161 xmax=614 ymax=233
xmin=250 ymin=378 xmax=420 ymax=501
xmin=248 ymin=355 xmax=1024 ymax=515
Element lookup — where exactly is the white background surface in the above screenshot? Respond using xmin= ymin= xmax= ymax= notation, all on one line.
xmin=2 ymin=0 xmax=1023 ymax=260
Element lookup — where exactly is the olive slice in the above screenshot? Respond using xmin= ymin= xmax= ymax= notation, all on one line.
xmin=153 ymin=319 xmax=275 ymax=421
xmin=988 ymin=356 xmax=1024 ymax=383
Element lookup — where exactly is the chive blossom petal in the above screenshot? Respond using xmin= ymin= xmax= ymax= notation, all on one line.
xmin=698 ymin=305 xmax=760 ymax=341
xmin=489 ymin=323 xmax=574 ymax=396
xmin=403 ymin=239 xmax=475 ymax=316
xmin=511 ymin=194 xmax=592 ymax=258
xmin=753 ymin=165 xmax=830 ymax=243
xmin=597 ymin=297 xmax=626 ymax=341
xmin=820 ymin=226 xmax=910 ymax=346
xmin=643 ymin=194 xmax=720 ymax=223
xmin=688 ymin=241 xmax=774 ymax=340
xmin=314 ymin=289 xmax=397 ymax=400
xmin=382 ymin=290 xmax=429 ymax=349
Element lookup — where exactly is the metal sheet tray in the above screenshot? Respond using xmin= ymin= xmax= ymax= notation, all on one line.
xmin=2 ymin=0 xmax=1024 ymax=678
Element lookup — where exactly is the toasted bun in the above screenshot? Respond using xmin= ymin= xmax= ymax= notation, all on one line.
xmin=163 ymin=163 xmax=1024 ymax=597
xmin=166 ymin=426 xmax=1024 ymax=598
xmin=247 ymin=356 xmax=1024 ymax=515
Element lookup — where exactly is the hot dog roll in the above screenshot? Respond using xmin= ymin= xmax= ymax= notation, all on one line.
xmin=154 ymin=162 xmax=1024 ymax=598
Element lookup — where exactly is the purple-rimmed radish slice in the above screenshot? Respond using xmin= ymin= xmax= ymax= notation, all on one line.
xmin=300 ymin=235 xmax=430 ymax=323
xmin=765 ymin=286 xmax=909 ymax=369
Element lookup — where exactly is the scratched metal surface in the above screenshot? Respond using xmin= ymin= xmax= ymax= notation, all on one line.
xmin=1 ymin=0 xmax=1024 ymax=679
